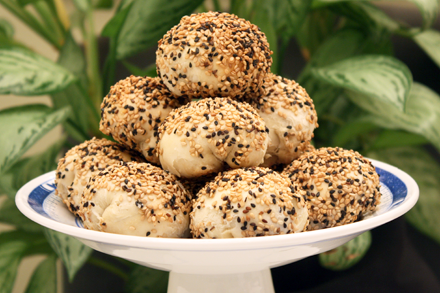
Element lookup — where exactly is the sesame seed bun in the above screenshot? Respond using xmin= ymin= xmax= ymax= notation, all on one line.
xmin=55 ymin=138 xmax=145 ymax=216
xmin=156 ymin=11 xmax=272 ymax=98
xmin=282 ymin=147 xmax=381 ymax=231
xmin=79 ymin=161 xmax=192 ymax=238
xmin=100 ymin=76 xmax=191 ymax=164
xmin=156 ymin=97 xmax=269 ymax=178
xmin=190 ymin=167 xmax=308 ymax=238
xmin=243 ymin=74 xmax=318 ymax=166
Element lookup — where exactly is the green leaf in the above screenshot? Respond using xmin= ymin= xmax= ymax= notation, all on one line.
xmin=406 ymin=0 xmax=439 ymax=29
xmin=0 ymin=230 xmax=45 ymax=245
xmin=126 ymin=266 xmax=168 ymax=293
xmin=113 ymin=0 xmax=204 ymax=59
xmin=0 ymin=240 xmax=28 ymax=293
xmin=307 ymin=29 xmax=393 ymax=69
xmin=307 ymin=29 xmax=368 ymax=68
xmin=122 ymin=61 xmax=157 ymax=77
xmin=370 ymin=130 xmax=429 ymax=150
xmin=73 ymin=0 xmax=91 ymax=11
xmin=230 ymin=0 xmax=251 ymax=19
xmin=0 ymin=18 xmax=14 ymax=38
xmin=275 ymin=0 xmax=312 ymax=72
xmin=69 ymin=9 xmax=86 ymax=29
xmin=313 ymin=96 xmax=365 ymax=148
xmin=274 ymin=0 xmax=311 ymax=37
xmin=328 ymin=2 xmax=401 ymax=35
xmin=298 ymin=28 xmax=359 ymax=115
xmin=25 ymin=254 xmax=57 ymax=293
xmin=332 ymin=118 xmax=378 ymax=147
xmin=0 ymin=35 xmax=26 ymax=49
xmin=319 ymin=231 xmax=372 ymax=271
xmin=62 ymin=119 xmax=89 ymax=142
xmin=54 ymin=32 xmax=90 ymax=135
xmin=296 ymin=9 xmax=337 ymax=59
xmin=94 ymin=0 xmax=113 ymax=9
xmin=17 ymin=0 xmax=38 ymax=6
xmin=43 ymin=229 xmax=93 ymax=282
xmin=24 ymin=239 xmax=54 ymax=256
xmin=101 ymin=1 xmax=133 ymax=93
xmin=311 ymin=55 xmax=412 ymax=112
xmin=57 ymin=31 xmax=87 ymax=89
xmin=300 ymin=79 xmax=342 ymax=116
xmin=0 ymin=105 xmax=70 ymax=174
xmin=347 ymin=82 xmax=440 ymax=152
xmin=0 ymin=46 xmax=76 ymax=95
xmin=101 ymin=1 xmax=133 ymax=37
xmin=0 ymin=230 xmax=50 ymax=255
xmin=0 ymin=197 xmax=43 ymax=232
xmin=298 ymin=29 xmax=393 ymax=115
xmin=0 ymin=231 xmax=45 ymax=292
xmin=368 ymin=147 xmax=440 ymax=244
xmin=116 ymin=0 xmax=135 ymax=12
xmin=0 ymin=139 xmax=64 ymax=200
xmin=51 ymin=84 xmax=90 ymax=140
xmin=413 ymin=29 xmax=440 ymax=69
xmin=250 ymin=1 xmax=278 ymax=73
xmin=54 ymin=30 xmax=98 ymax=134
xmin=249 ymin=0 xmax=311 ymax=73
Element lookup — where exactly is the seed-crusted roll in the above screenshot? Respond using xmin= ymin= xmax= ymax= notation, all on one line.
xmin=190 ymin=167 xmax=308 ymax=238
xmin=79 ymin=161 xmax=192 ymax=238
xmin=157 ymin=98 xmax=269 ymax=178
xmin=99 ymin=76 xmax=190 ymax=164
xmin=156 ymin=11 xmax=272 ymax=98
xmin=282 ymin=147 xmax=381 ymax=231
xmin=55 ymin=138 xmax=144 ymax=216
xmin=244 ymin=74 xmax=318 ymax=166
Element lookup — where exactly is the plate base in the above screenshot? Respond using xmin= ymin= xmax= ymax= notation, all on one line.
xmin=168 ymin=269 xmax=274 ymax=293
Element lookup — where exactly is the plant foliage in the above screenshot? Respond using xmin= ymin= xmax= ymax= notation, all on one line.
xmin=1 ymin=0 xmax=440 ymax=291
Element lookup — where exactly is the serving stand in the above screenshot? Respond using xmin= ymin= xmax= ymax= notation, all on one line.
xmin=16 ymin=159 xmax=418 ymax=293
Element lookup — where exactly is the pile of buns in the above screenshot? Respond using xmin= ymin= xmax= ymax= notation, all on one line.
xmin=55 ymin=12 xmax=381 ymax=239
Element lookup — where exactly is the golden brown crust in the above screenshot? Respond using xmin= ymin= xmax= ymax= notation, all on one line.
xmin=156 ymin=11 xmax=272 ymax=98
xmin=241 ymin=74 xmax=318 ymax=166
xmin=100 ymin=76 xmax=191 ymax=163
xmin=79 ymin=161 xmax=192 ymax=238
xmin=190 ymin=167 xmax=308 ymax=238
xmin=156 ymin=97 xmax=269 ymax=178
xmin=282 ymin=147 xmax=381 ymax=231
xmin=54 ymin=138 xmax=145 ymax=216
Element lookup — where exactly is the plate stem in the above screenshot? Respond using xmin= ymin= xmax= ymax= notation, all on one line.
xmin=167 ymin=268 xmax=275 ymax=293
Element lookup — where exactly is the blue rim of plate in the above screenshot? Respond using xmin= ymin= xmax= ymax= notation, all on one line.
xmin=27 ymin=166 xmax=407 ymax=225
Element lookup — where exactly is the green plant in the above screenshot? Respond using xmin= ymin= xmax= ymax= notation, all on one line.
xmin=1 ymin=0 xmax=440 ymax=292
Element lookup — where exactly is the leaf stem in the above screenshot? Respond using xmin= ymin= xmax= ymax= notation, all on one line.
xmin=33 ymin=1 xmax=65 ymax=44
xmin=87 ymin=256 xmax=129 ymax=281
xmin=0 ymin=0 xmax=62 ymax=49
xmin=84 ymin=8 xmax=103 ymax=111
xmin=54 ymin=0 xmax=70 ymax=29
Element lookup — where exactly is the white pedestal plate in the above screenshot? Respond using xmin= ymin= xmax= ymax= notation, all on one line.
xmin=16 ymin=159 xmax=419 ymax=293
